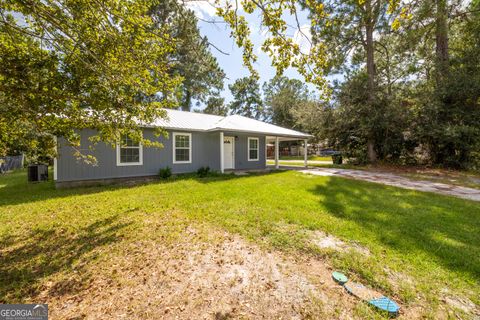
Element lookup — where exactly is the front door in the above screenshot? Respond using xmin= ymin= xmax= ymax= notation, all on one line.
xmin=223 ymin=136 xmax=234 ymax=169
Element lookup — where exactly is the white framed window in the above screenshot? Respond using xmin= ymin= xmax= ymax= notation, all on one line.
xmin=116 ymin=135 xmax=143 ymax=166
xmin=248 ymin=137 xmax=259 ymax=161
xmin=173 ymin=132 xmax=192 ymax=164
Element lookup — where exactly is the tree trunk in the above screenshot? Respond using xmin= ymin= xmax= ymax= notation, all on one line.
xmin=365 ymin=0 xmax=377 ymax=163
xmin=432 ymin=0 xmax=450 ymax=164
xmin=435 ymin=0 xmax=449 ymax=83
xmin=182 ymin=90 xmax=191 ymax=112
xmin=384 ymin=45 xmax=392 ymax=96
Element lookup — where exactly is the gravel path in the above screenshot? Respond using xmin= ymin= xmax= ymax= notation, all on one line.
xmin=300 ymin=168 xmax=480 ymax=201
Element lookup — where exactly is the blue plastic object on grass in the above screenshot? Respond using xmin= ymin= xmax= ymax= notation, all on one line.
xmin=343 ymin=279 xmax=400 ymax=316
xmin=369 ymin=296 xmax=400 ymax=314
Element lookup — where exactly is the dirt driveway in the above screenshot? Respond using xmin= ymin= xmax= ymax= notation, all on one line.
xmin=37 ymin=226 xmax=424 ymax=319
xmin=300 ymin=168 xmax=480 ymax=201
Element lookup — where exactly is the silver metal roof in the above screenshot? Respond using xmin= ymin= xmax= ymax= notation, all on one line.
xmin=146 ymin=109 xmax=312 ymax=138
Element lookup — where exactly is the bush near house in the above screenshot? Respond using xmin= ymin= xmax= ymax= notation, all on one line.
xmin=158 ymin=167 xmax=172 ymax=179
xmin=197 ymin=166 xmax=210 ymax=177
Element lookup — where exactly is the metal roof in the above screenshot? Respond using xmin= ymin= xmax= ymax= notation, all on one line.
xmin=145 ymin=109 xmax=311 ymax=138
xmin=148 ymin=109 xmax=224 ymax=131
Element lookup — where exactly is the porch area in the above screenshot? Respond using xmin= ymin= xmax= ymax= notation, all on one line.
xmin=266 ymin=136 xmax=309 ymax=169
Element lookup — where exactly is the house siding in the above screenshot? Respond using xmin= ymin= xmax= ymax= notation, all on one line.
xmin=223 ymin=132 xmax=266 ymax=170
xmin=56 ymin=128 xmax=266 ymax=183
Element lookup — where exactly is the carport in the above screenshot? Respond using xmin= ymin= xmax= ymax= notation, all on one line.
xmin=266 ymin=136 xmax=310 ymax=169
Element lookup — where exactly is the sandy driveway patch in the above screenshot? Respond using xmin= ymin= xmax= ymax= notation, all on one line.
xmin=35 ymin=226 xmax=408 ymax=319
xmin=300 ymin=168 xmax=480 ymax=201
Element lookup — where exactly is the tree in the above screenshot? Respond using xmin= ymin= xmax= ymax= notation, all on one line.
xmin=330 ymin=72 xmax=411 ymax=163
xmin=204 ymin=96 xmax=228 ymax=116
xmin=263 ymin=76 xmax=310 ymax=128
xmin=217 ymin=0 xmax=403 ymax=163
xmin=0 ymin=0 xmax=182 ymax=160
xmin=379 ymin=0 xmax=480 ymax=167
xmin=411 ymin=0 xmax=480 ymax=168
xmin=150 ymin=1 xmax=226 ymax=111
xmin=291 ymin=99 xmax=329 ymax=144
xmin=228 ymin=77 xmax=264 ymax=119
xmin=306 ymin=0 xmax=407 ymax=162
xmin=435 ymin=0 xmax=450 ymax=84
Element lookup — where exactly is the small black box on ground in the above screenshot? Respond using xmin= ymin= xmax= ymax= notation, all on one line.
xmin=332 ymin=154 xmax=343 ymax=165
xmin=28 ymin=164 xmax=48 ymax=182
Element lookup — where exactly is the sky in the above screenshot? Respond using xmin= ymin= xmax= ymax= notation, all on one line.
xmin=185 ymin=1 xmax=319 ymax=106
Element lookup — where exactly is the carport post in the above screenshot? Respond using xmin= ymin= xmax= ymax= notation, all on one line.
xmin=275 ymin=137 xmax=279 ymax=169
xmin=220 ymin=131 xmax=224 ymax=173
xmin=304 ymin=139 xmax=308 ymax=168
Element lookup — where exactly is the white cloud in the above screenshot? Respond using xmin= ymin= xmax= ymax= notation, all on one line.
xmin=184 ymin=1 xmax=217 ymax=19
xmin=183 ymin=0 xmax=242 ymax=19
xmin=260 ymin=27 xmax=270 ymax=38
xmin=255 ymin=24 xmax=312 ymax=59
xmin=255 ymin=27 xmax=271 ymax=54
xmin=292 ymin=24 xmax=312 ymax=55
xmin=249 ymin=23 xmax=259 ymax=35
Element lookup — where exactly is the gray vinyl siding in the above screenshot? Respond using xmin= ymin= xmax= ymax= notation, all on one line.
xmin=56 ymin=129 xmax=266 ymax=182
xmin=223 ymin=132 xmax=266 ymax=170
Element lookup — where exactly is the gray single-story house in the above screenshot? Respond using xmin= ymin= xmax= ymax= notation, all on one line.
xmin=54 ymin=109 xmax=311 ymax=188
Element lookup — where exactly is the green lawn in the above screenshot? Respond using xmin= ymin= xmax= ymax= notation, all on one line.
xmin=276 ymin=155 xmax=333 ymax=161
xmin=266 ymin=160 xmax=358 ymax=169
xmin=0 ymin=170 xmax=479 ymax=318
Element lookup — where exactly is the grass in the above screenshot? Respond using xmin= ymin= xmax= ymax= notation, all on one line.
xmin=266 ymin=160 xmax=362 ymax=170
xmin=276 ymin=155 xmax=333 ymax=161
xmin=1 ymin=169 xmax=479 ymax=318
xmin=267 ymin=160 xmax=334 ymax=167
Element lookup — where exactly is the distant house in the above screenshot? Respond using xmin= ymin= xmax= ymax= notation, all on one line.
xmin=266 ymin=143 xmax=310 ymax=158
xmin=54 ymin=109 xmax=311 ymax=188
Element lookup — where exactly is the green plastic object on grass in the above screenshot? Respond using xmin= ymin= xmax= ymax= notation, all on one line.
xmin=332 ymin=271 xmax=348 ymax=284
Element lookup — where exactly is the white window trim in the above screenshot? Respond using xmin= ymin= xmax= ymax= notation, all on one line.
xmin=116 ymin=137 xmax=143 ymax=166
xmin=248 ymin=137 xmax=259 ymax=161
xmin=173 ymin=132 xmax=192 ymax=164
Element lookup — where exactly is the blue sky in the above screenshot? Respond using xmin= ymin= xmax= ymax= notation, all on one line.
xmin=186 ymin=1 xmax=318 ymax=105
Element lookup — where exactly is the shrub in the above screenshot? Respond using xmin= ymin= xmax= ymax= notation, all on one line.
xmin=158 ymin=166 xmax=172 ymax=179
xmin=197 ymin=166 xmax=210 ymax=177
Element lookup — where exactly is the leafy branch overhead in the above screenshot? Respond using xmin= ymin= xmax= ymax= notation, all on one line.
xmin=215 ymin=0 xmax=402 ymax=97
xmin=0 ymin=0 xmax=183 ymax=159
xmin=218 ymin=0 xmax=479 ymax=169
xmin=0 ymin=0 xmax=225 ymax=160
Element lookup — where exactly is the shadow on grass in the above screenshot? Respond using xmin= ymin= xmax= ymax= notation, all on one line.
xmin=0 ymin=169 xmax=285 ymax=208
xmin=0 ymin=215 xmax=131 ymax=303
xmin=312 ymin=176 xmax=480 ymax=282
xmin=0 ymin=170 xmax=106 ymax=208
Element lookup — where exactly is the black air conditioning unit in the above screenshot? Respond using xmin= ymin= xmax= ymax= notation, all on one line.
xmin=28 ymin=164 xmax=48 ymax=182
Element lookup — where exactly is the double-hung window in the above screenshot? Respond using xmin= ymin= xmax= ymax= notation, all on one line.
xmin=248 ymin=137 xmax=259 ymax=161
xmin=117 ymin=135 xmax=143 ymax=166
xmin=173 ymin=132 xmax=192 ymax=163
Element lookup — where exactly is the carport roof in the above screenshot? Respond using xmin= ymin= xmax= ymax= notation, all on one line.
xmin=146 ymin=109 xmax=312 ymax=139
